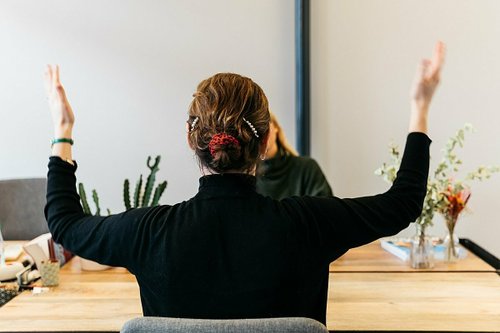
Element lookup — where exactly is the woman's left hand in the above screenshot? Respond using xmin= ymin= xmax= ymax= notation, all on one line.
xmin=410 ymin=41 xmax=445 ymax=112
xmin=408 ymin=41 xmax=445 ymax=134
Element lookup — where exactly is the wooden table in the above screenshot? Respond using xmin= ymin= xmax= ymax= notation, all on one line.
xmin=0 ymin=256 xmax=142 ymax=332
xmin=1 ymin=241 xmax=498 ymax=332
xmin=326 ymin=272 xmax=500 ymax=331
xmin=327 ymin=240 xmax=499 ymax=331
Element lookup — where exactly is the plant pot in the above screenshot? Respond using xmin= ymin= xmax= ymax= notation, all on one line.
xmin=79 ymin=257 xmax=111 ymax=271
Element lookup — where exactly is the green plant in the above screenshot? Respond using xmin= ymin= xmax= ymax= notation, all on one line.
xmin=123 ymin=155 xmax=168 ymax=210
xmin=78 ymin=183 xmax=110 ymax=216
xmin=375 ymin=124 xmax=499 ymax=228
xmin=78 ymin=155 xmax=168 ymax=215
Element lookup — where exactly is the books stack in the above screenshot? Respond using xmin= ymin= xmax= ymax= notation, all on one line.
xmin=380 ymin=239 xmax=411 ymax=261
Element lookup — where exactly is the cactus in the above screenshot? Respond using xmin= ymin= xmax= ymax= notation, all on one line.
xmin=151 ymin=180 xmax=167 ymax=206
xmin=133 ymin=175 xmax=143 ymax=208
xmin=78 ymin=183 xmax=91 ymax=214
xmin=80 ymin=155 xmax=168 ymax=214
xmin=123 ymin=179 xmax=131 ymax=210
xmin=92 ymin=190 xmax=101 ymax=216
xmin=123 ymin=155 xmax=168 ymax=210
xmin=142 ymin=156 xmax=161 ymax=207
xmin=78 ymin=183 xmax=107 ymax=216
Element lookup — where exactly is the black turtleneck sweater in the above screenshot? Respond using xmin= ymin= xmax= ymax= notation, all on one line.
xmin=256 ymin=147 xmax=333 ymax=199
xmin=45 ymin=133 xmax=430 ymax=324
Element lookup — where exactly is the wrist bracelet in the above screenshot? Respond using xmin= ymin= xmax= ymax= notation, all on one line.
xmin=51 ymin=138 xmax=74 ymax=147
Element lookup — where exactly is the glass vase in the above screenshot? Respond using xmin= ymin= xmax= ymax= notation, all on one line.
xmin=443 ymin=217 xmax=460 ymax=262
xmin=410 ymin=224 xmax=434 ymax=269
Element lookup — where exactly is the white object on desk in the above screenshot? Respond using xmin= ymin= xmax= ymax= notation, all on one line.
xmin=4 ymin=244 xmax=23 ymax=261
xmin=0 ymin=262 xmax=24 ymax=281
xmin=79 ymin=257 xmax=111 ymax=271
xmin=22 ymin=233 xmax=50 ymax=269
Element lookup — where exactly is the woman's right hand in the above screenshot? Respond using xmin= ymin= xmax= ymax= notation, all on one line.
xmin=409 ymin=41 xmax=446 ymax=134
xmin=45 ymin=65 xmax=75 ymax=162
xmin=45 ymin=65 xmax=75 ymax=138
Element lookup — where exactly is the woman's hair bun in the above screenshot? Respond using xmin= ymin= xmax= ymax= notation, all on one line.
xmin=187 ymin=73 xmax=270 ymax=173
xmin=209 ymin=133 xmax=242 ymax=170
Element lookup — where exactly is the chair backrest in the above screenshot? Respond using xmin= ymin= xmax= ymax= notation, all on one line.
xmin=120 ymin=317 xmax=329 ymax=333
xmin=0 ymin=178 xmax=49 ymax=240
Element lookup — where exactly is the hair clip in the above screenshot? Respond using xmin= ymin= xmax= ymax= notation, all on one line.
xmin=190 ymin=117 xmax=199 ymax=132
xmin=243 ymin=117 xmax=259 ymax=138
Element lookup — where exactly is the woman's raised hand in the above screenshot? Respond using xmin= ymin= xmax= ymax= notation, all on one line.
xmin=411 ymin=41 xmax=445 ymax=112
xmin=45 ymin=65 xmax=74 ymax=162
xmin=409 ymin=41 xmax=446 ymax=134
xmin=45 ymin=65 xmax=74 ymax=137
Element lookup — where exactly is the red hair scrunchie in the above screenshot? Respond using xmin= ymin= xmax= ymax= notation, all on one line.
xmin=209 ymin=133 xmax=240 ymax=157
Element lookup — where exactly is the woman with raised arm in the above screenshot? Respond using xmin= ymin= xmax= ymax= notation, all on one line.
xmin=45 ymin=42 xmax=444 ymax=324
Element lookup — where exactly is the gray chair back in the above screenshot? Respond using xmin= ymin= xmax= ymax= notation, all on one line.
xmin=120 ymin=317 xmax=329 ymax=333
xmin=0 ymin=178 xmax=49 ymax=240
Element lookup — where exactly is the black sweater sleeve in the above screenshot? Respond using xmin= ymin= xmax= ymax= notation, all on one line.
xmin=282 ymin=132 xmax=431 ymax=259
xmin=44 ymin=157 xmax=160 ymax=272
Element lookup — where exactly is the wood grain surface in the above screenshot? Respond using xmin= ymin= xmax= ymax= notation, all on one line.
xmin=327 ymin=272 xmax=500 ymax=331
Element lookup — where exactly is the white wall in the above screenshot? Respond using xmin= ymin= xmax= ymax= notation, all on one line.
xmin=0 ymin=1 xmax=295 ymax=211
xmin=311 ymin=0 xmax=500 ymax=256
